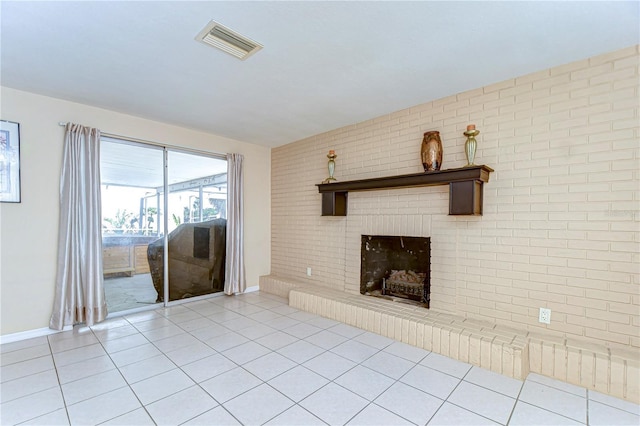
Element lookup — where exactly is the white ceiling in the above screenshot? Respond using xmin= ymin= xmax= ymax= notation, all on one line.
xmin=1 ymin=1 xmax=638 ymax=148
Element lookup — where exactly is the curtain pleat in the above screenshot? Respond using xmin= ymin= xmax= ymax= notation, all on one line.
xmin=224 ymin=153 xmax=246 ymax=295
xmin=49 ymin=123 xmax=107 ymax=330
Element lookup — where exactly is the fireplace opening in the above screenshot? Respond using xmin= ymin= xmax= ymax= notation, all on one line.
xmin=360 ymin=235 xmax=430 ymax=307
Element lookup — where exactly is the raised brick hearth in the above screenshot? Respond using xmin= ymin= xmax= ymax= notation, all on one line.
xmin=259 ymin=274 xmax=639 ymax=404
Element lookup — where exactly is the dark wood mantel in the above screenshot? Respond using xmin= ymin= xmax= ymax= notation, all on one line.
xmin=316 ymin=165 xmax=494 ymax=216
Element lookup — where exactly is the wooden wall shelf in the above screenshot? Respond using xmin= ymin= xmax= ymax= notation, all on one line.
xmin=316 ymin=165 xmax=493 ymax=216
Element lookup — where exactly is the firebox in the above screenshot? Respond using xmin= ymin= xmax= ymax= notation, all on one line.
xmin=360 ymin=235 xmax=430 ymax=307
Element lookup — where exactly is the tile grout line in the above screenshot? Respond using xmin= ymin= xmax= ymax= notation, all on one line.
xmin=206 ymin=302 xmax=320 ymax=425
xmin=520 ymin=380 xmax=590 ymax=424
xmin=216 ymin=304 xmax=362 ymax=425
xmin=114 ymin=302 xmax=246 ymax=423
xmin=38 ymin=335 xmax=70 ymax=425
xmin=90 ymin=319 xmax=156 ymax=425
xmin=176 ymin=301 xmax=296 ymax=425
xmin=145 ymin=304 xmax=237 ymax=423
xmin=435 ymin=364 xmax=493 ymax=424
xmin=586 ymin=388 xmax=590 ymax=426
xmin=504 ymin=373 xmax=526 ymax=426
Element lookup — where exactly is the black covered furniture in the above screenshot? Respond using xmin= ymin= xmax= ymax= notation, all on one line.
xmin=147 ymin=219 xmax=226 ymax=302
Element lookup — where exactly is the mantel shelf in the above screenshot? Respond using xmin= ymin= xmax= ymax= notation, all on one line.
xmin=317 ymin=165 xmax=493 ymax=193
xmin=316 ymin=165 xmax=494 ymax=216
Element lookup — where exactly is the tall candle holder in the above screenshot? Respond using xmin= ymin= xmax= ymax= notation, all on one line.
xmin=463 ymin=124 xmax=479 ymax=166
xmin=323 ymin=150 xmax=337 ymax=184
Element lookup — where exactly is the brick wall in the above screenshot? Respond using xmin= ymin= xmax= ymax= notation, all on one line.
xmin=271 ymin=46 xmax=639 ymax=350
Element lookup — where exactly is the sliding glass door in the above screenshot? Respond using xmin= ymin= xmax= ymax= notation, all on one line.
xmin=166 ymin=150 xmax=227 ymax=302
xmin=101 ymin=138 xmax=165 ymax=313
xmin=100 ymin=137 xmax=227 ymax=313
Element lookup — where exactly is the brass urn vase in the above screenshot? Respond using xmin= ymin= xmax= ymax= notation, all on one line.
xmin=421 ymin=131 xmax=443 ymax=172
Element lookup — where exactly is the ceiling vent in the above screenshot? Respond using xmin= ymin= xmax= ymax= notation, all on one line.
xmin=195 ymin=21 xmax=263 ymax=60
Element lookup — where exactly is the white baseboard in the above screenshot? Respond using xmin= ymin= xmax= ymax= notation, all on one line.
xmin=0 ymin=325 xmax=73 ymax=345
xmin=2 ymin=286 xmax=259 ymax=345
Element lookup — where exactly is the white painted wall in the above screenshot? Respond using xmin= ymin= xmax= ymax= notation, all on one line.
xmin=0 ymin=87 xmax=271 ymax=335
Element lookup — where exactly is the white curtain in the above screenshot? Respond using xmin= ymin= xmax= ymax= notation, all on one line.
xmin=50 ymin=123 xmax=107 ymax=330
xmin=224 ymin=153 xmax=246 ymax=295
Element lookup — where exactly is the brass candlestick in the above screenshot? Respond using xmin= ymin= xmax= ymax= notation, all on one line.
xmin=323 ymin=150 xmax=337 ymax=184
xmin=463 ymin=125 xmax=479 ymax=166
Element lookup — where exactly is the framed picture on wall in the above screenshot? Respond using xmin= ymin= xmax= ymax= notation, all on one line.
xmin=0 ymin=120 xmax=21 ymax=203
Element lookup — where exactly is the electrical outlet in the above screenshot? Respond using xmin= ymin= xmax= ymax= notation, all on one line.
xmin=306 ymin=267 xmax=312 ymax=276
xmin=539 ymin=308 xmax=551 ymax=324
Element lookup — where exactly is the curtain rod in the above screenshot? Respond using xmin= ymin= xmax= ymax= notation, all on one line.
xmin=57 ymin=122 xmax=227 ymax=160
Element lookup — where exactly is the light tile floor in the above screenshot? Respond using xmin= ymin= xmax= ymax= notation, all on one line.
xmin=1 ymin=292 xmax=639 ymax=426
